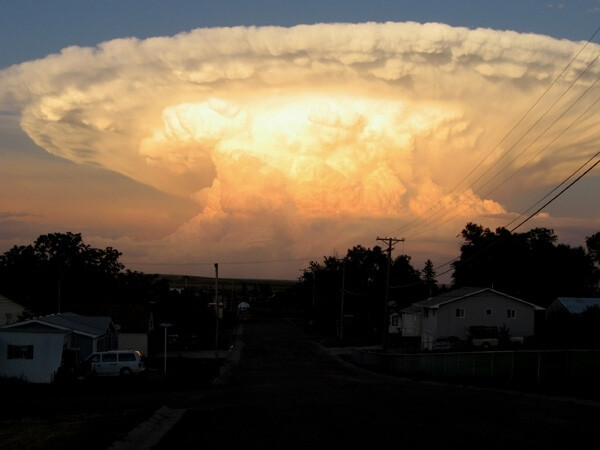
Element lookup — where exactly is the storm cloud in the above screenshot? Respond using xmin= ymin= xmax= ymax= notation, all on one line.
xmin=1 ymin=22 xmax=599 ymax=277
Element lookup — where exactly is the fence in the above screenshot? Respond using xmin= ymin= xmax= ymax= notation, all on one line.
xmin=351 ymin=348 xmax=600 ymax=388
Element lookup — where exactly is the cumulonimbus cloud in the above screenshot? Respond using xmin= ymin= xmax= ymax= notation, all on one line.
xmin=2 ymin=22 xmax=599 ymax=277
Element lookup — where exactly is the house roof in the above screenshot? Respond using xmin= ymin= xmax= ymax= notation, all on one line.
xmin=400 ymin=304 xmax=422 ymax=314
xmin=415 ymin=287 xmax=544 ymax=310
xmin=553 ymin=297 xmax=600 ymax=314
xmin=0 ymin=326 xmax=69 ymax=335
xmin=3 ymin=312 xmax=113 ymax=338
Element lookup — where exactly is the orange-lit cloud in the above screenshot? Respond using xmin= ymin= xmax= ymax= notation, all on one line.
xmin=1 ymin=22 xmax=600 ymax=278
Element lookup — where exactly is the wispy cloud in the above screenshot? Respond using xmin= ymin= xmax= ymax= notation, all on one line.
xmin=0 ymin=211 xmax=38 ymax=220
xmin=587 ymin=0 xmax=600 ymax=13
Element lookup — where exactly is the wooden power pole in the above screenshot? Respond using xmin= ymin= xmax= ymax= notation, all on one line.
xmin=376 ymin=237 xmax=405 ymax=351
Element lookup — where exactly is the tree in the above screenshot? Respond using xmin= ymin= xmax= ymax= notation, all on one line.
xmin=299 ymin=245 xmax=422 ymax=340
xmin=451 ymin=223 xmax=598 ymax=306
xmin=0 ymin=232 xmax=125 ymax=314
xmin=422 ymin=259 xmax=438 ymax=297
xmin=586 ymin=232 xmax=600 ymax=266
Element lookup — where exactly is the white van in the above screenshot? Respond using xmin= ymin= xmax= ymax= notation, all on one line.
xmin=84 ymin=350 xmax=145 ymax=376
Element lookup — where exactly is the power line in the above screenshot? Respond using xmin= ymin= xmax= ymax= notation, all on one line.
xmin=433 ymin=150 xmax=600 ymax=280
xmin=504 ymin=149 xmax=600 ymax=230
xmin=408 ymin=89 xmax=600 ymax=241
xmin=398 ymin=26 xmax=600 ymax=239
xmin=508 ymin=153 xmax=600 ymax=233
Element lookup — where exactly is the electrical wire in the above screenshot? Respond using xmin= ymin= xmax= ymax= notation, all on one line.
xmin=398 ymin=26 xmax=600 ymax=239
xmin=433 ymin=151 xmax=600 ymax=280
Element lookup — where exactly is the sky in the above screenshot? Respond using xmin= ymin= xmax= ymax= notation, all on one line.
xmin=2 ymin=0 xmax=600 ymax=282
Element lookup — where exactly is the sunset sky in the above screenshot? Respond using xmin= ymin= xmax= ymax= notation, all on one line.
xmin=2 ymin=1 xmax=600 ymax=282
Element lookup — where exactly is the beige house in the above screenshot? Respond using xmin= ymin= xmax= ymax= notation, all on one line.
xmin=416 ymin=287 xmax=544 ymax=350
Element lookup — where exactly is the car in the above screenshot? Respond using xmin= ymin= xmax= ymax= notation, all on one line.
xmin=432 ymin=336 xmax=464 ymax=351
xmin=83 ymin=350 xmax=145 ymax=376
xmin=468 ymin=326 xmax=500 ymax=349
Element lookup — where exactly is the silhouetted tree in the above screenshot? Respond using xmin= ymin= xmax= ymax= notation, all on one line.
xmin=452 ymin=223 xmax=598 ymax=306
xmin=586 ymin=232 xmax=600 ymax=272
xmin=0 ymin=232 xmax=127 ymax=314
xmin=422 ymin=259 xmax=438 ymax=297
xmin=299 ymin=245 xmax=422 ymax=340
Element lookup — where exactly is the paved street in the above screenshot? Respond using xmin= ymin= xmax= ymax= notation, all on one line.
xmin=153 ymin=318 xmax=600 ymax=449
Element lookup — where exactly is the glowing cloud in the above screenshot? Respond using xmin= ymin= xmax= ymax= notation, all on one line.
xmin=2 ymin=22 xmax=599 ymax=277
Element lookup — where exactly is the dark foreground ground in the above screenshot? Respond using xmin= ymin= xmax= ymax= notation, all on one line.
xmin=3 ymin=317 xmax=600 ymax=449
xmin=155 ymin=318 xmax=600 ymax=449
xmin=0 ymin=358 xmax=221 ymax=449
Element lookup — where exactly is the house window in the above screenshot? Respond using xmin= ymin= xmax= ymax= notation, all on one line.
xmin=486 ymin=309 xmax=492 ymax=316
xmin=456 ymin=308 xmax=465 ymax=318
xmin=424 ymin=309 xmax=429 ymax=318
xmin=7 ymin=345 xmax=34 ymax=360
xmin=391 ymin=316 xmax=399 ymax=327
xmin=507 ymin=309 xmax=516 ymax=319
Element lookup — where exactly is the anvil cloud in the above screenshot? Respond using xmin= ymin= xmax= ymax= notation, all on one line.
xmin=1 ymin=22 xmax=599 ymax=278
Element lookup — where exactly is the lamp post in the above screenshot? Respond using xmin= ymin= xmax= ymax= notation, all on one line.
xmin=160 ymin=322 xmax=173 ymax=375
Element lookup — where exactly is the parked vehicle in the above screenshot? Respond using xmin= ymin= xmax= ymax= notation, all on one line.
xmin=468 ymin=326 xmax=524 ymax=349
xmin=83 ymin=350 xmax=145 ymax=376
xmin=432 ymin=336 xmax=464 ymax=351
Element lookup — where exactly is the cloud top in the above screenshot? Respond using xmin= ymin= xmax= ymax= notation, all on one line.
xmin=2 ymin=22 xmax=599 ymax=276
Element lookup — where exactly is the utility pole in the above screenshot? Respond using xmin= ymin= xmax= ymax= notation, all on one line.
xmin=376 ymin=236 xmax=405 ymax=351
xmin=311 ymin=271 xmax=316 ymax=315
xmin=57 ymin=260 xmax=61 ymax=314
xmin=339 ymin=262 xmax=346 ymax=342
xmin=214 ymin=263 xmax=219 ymax=358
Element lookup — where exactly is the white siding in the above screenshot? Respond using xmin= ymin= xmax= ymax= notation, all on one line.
xmin=401 ymin=312 xmax=421 ymax=337
xmin=431 ymin=292 xmax=537 ymax=342
xmin=421 ymin=308 xmax=438 ymax=349
xmin=0 ymin=331 xmax=67 ymax=383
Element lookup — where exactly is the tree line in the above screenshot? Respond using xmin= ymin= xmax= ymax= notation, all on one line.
xmin=295 ymin=223 xmax=600 ymax=340
xmin=1 ymin=225 xmax=599 ymax=335
xmin=0 ymin=232 xmax=166 ymax=317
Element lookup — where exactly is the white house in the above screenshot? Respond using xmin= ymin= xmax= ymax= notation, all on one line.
xmin=0 ymin=294 xmax=25 ymax=326
xmin=399 ymin=305 xmax=422 ymax=337
xmin=389 ymin=311 xmax=401 ymax=334
xmin=389 ymin=304 xmax=422 ymax=336
xmin=21 ymin=312 xmax=118 ymax=359
xmin=0 ymin=328 xmax=70 ymax=383
xmin=0 ymin=312 xmax=117 ymax=383
xmin=416 ymin=287 xmax=544 ymax=350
